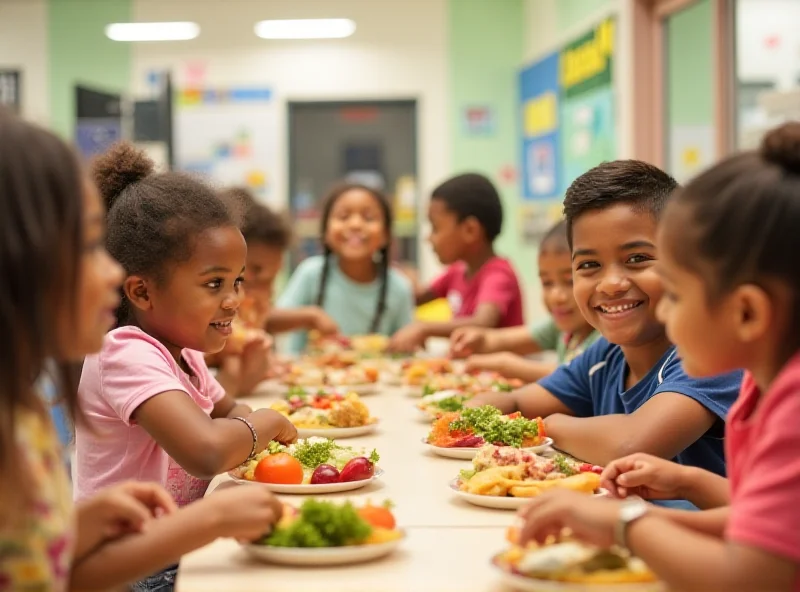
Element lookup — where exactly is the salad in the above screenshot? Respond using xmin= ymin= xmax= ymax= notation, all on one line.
xmin=416 ymin=390 xmax=471 ymax=418
xmin=420 ymin=371 xmax=523 ymax=397
xmin=260 ymin=499 xmax=402 ymax=548
xmin=427 ymin=406 xmax=547 ymax=449
xmin=233 ymin=437 xmax=381 ymax=485
xmin=457 ymin=447 xmax=602 ymax=498
xmin=270 ymin=390 xmax=376 ymax=429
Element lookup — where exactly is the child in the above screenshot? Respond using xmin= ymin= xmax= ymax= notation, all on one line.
xmin=0 ymin=110 xmax=284 ymax=592
xmin=517 ymin=123 xmax=800 ymax=592
xmin=276 ymin=183 xmax=414 ymax=354
xmin=75 ymin=143 xmax=297 ymax=589
xmin=450 ymin=220 xmax=599 ymax=381
xmin=467 ymin=160 xmax=742 ymax=492
xmin=389 ymin=173 xmax=524 ymax=352
xmin=210 ymin=188 xmax=309 ymax=395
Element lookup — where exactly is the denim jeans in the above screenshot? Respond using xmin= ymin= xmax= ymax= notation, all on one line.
xmin=129 ymin=565 xmax=178 ymax=592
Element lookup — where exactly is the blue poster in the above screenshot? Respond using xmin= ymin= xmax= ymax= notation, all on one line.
xmin=75 ymin=119 xmax=122 ymax=158
xmin=519 ymin=52 xmax=560 ymax=201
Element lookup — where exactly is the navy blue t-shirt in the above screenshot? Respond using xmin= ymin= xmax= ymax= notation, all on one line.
xmin=538 ymin=337 xmax=742 ymax=478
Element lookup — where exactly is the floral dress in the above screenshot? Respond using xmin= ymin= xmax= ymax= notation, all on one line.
xmin=0 ymin=411 xmax=74 ymax=592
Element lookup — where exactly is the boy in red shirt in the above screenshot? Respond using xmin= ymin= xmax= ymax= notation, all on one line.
xmin=389 ymin=173 xmax=523 ymax=352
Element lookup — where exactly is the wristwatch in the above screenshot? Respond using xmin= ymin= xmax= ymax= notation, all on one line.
xmin=614 ymin=498 xmax=648 ymax=549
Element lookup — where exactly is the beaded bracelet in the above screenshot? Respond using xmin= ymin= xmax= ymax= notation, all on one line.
xmin=232 ymin=416 xmax=258 ymax=462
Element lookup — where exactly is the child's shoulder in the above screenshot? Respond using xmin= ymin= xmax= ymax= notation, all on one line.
xmin=292 ymin=255 xmax=326 ymax=277
xmin=93 ymin=326 xmax=175 ymax=367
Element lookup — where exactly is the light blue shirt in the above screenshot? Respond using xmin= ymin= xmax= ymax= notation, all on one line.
xmin=277 ymin=255 xmax=414 ymax=353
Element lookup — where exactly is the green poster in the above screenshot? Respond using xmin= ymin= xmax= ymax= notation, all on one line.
xmin=560 ymin=18 xmax=614 ymax=99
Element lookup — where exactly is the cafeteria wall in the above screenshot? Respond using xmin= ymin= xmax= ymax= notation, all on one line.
xmin=0 ymin=0 xmax=48 ymax=124
xmin=129 ymin=0 xmax=450 ymax=284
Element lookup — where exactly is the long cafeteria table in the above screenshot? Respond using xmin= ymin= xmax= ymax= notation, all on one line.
xmin=176 ymin=383 xmax=522 ymax=592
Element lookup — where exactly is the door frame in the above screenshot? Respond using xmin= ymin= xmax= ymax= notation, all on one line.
xmin=631 ymin=0 xmax=735 ymax=166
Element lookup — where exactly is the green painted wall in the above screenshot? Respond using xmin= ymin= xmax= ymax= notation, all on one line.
xmin=48 ymin=0 xmax=131 ymax=139
xmin=555 ymin=0 xmax=615 ymax=32
xmin=448 ymin=0 xmax=541 ymax=314
xmin=666 ymin=0 xmax=713 ymax=126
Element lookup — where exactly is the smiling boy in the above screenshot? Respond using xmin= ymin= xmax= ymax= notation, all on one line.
xmin=468 ymin=161 xmax=742 ymax=491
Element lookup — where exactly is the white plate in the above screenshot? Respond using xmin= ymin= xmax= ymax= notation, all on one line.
xmin=227 ymin=468 xmax=384 ymax=494
xmin=450 ymin=478 xmax=529 ymax=510
xmin=244 ymin=533 xmax=405 ymax=566
xmin=490 ymin=553 xmax=665 ymax=592
xmin=404 ymin=386 xmax=424 ymax=398
xmin=422 ymin=437 xmax=554 ymax=460
xmin=297 ymin=422 xmax=379 ymax=439
xmin=416 ymin=408 xmax=435 ymax=424
xmin=452 ymin=479 xmax=610 ymax=510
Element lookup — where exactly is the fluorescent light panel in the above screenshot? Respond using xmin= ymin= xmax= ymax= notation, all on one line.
xmin=105 ymin=22 xmax=200 ymax=42
xmin=254 ymin=18 xmax=355 ymax=39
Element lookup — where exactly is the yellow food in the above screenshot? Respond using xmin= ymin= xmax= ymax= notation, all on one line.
xmin=462 ymin=466 xmax=601 ymax=498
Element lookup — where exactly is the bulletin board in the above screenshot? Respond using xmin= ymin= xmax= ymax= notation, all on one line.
xmin=517 ymin=17 xmax=618 ymax=243
xmin=173 ymin=87 xmax=279 ymax=204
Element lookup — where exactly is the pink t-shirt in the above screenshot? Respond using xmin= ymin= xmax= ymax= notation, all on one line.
xmin=726 ymin=353 xmax=800 ymax=589
xmin=74 ymin=326 xmax=226 ymax=506
xmin=429 ymin=257 xmax=524 ymax=328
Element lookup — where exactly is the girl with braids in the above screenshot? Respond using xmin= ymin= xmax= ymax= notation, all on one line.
xmin=0 ymin=110 xmax=285 ymax=592
xmin=75 ymin=142 xmax=296 ymax=590
xmin=277 ymin=184 xmax=414 ymax=354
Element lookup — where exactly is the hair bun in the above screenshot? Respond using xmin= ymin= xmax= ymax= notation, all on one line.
xmin=92 ymin=141 xmax=155 ymax=208
xmin=760 ymin=122 xmax=800 ymax=174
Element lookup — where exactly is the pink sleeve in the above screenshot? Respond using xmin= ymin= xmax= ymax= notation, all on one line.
xmin=474 ymin=265 xmax=518 ymax=317
xmin=98 ymin=336 xmax=188 ymax=426
xmin=727 ymin=378 xmax=800 ymax=563
xmin=186 ymin=351 xmax=226 ymax=403
xmin=428 ymin=266 xmax=455 ymax=299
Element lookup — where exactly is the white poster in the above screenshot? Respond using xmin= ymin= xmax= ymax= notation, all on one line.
xmin=668 ymin=124 xmax=716 ymax=183
xmin=173 ymin=88 xmax=279 ymax=204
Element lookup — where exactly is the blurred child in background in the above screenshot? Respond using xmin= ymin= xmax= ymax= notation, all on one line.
xmin=450 ymin=220 xmax=598 ymax=381
xmin=389 ymin=173 xmax=524 ymax=352
xmin=277 ymin=183 xmax=414 ymax=354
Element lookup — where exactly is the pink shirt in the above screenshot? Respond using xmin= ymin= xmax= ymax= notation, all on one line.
xmin=726 ymin=353 xmax=800 ymax=588
xmin=429 ymin=257 xmax=524 ymax=328
xmin=75 ymin=326 xmax=226 ymax=506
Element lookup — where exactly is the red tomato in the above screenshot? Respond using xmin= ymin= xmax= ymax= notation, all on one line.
xmin=253 ymin=453 xmax=304 ymax=484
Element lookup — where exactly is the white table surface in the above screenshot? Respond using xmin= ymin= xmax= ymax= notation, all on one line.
xmin=176 ymin=383 xmax=528 ymax=591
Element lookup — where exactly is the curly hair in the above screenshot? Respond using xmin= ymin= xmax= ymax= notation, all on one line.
xmin=220 ymin=187 xmax=291 ymax=248
xmin=93 ymin=142 xmax=240 ymax=325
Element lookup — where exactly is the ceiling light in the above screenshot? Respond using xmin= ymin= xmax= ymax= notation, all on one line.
xmin=254 ymin=19 xmax=356 ymax=40
xmin=105 ymin=22 xmax=200 ymax=42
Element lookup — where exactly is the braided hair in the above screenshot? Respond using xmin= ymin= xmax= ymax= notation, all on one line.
xmin=316 ymin=184 xmax=393 ymax=334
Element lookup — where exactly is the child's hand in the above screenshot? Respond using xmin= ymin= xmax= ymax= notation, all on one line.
xmin=76 ymin=482 xmax=177 ymax=559
xmin=387 ymin=323 xmax=426 ymax=353
xmin=249 ymin=408 xmax=298 ymax=445
xmin=237 ymin=331 xmax=273 ymax=394
xmin=517 ymin=490 xmax=621 ymax=548
xmin=311 ymin=308 xmax=339 ymax=336
xmin=464 ymin=352 xmax=514 ymax=374
xmin=450 ymin=327 xmax=488 ymax=357
xmin=601 ymin=453 xmax=690 ymax=501
xmin=206 ymin=485 xmax=284 ymax=542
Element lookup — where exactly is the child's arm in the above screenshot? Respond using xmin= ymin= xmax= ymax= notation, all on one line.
xmin=133 ymin=392 xmax=296 ymax=479
xmin=69 ymin=485 xmax=283 ymax=592
xmin=542 ymin=393 xmax=718 ymax=467
xmin=388 ymin=303 xmax=501 ymax=352
xmin=466 ymin=382 xmax=575 ymax=417
xmin=601 ymin=452 xmax=730 ymax=510
xmin=266 ymin=307 xmax=338 ymax=335
xmin=519 ymin=493 xmax=796 ymax=592
xmin=451 ymin=325 xmax=541 ymax=357
xmin=465 ymin=353 xmax=558 ymax=383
